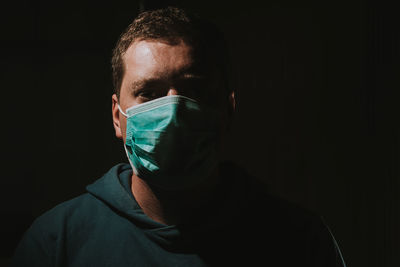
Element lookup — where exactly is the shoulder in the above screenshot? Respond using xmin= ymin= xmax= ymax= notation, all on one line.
xmin=221 ymin=162 xmax=319 ymax=225
xmin=19 ymin=193 xmax=104 ymax=247
xmin=35 ymin=193 xmax=100 ymax=228
xmin=251 ymin=179 xmax=316 ymax=221
xmin=229 ymin=164 xmax=345 ymax=266
xmin=222 ymin=161 xmax=319 ymax=225
xmin=239 ymin=170 xmax=329 ymax=236
xmin=11 ymin=193 xmax=103 ymax=267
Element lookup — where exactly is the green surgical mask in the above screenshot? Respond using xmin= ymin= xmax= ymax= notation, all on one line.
xmin=119 ymin=95 xmax=221 ymax=190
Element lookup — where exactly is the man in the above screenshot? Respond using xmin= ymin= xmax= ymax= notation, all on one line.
xmin=12 ymin=7 xmax=346 ymax=267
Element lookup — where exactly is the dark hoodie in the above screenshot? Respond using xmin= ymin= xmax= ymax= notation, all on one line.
xmin=12 ymin=163 xmax=346 ymax=267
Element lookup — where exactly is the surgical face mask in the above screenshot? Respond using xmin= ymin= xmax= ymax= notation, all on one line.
xmin=118 ymin=95 xmax=221 ymax=190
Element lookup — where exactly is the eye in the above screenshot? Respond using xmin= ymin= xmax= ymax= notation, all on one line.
xmin=136 ymin=89 xmax=159 ymax=101
xmin=177 ymin=80 xmax=206 ymax=100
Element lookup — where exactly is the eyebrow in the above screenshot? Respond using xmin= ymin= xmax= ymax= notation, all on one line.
xmin=129 ymin=73 xmax=205 ymax=91
xmin=129 ymin=78 xmax=163 ymax=92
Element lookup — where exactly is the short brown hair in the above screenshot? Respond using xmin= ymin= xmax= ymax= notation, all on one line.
xmin=111 ymin=7 xmax=232 ymax=99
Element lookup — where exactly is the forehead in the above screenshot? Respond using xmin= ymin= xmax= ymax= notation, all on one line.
xmin=122 ymin=39 xmax=195 ymax=79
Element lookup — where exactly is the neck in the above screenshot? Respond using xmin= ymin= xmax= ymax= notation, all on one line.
xmin=131 ymin=169 xmax=220 ymax=226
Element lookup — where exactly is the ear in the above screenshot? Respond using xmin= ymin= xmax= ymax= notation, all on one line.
xmin=224 ymin=90 xmax=236 ymax=131
xmin=112 ymin=94 xmax=123 ymax=139
xmin=229 ymin=90 xmax=236 ymax=114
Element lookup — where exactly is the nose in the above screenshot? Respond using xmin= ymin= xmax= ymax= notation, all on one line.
xmin=167 ymin=88 xmax=178 ymax=96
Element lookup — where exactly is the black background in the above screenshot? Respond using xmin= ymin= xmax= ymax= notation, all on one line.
xmin=1 ymin=0 xmax=399 ymax=266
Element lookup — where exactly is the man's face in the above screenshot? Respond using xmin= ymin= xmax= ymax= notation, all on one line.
xmin=112 ymin=39 xmax=233 ymax=142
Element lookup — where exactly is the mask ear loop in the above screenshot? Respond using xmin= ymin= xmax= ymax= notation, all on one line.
xmin=118 ymin=105 xmax=128 ymax=117
xmin=118 ymin=104 xmax=139 ymax=174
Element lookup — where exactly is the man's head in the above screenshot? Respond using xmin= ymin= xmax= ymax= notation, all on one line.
xmin=111 ymin=7 xmax=235 ymax=141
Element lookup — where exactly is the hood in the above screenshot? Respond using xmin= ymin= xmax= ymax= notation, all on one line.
xmin=86 ymin=163 xmax=172 ymax=230
xmin=85 ymin=162 xmax=248 ymax=250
